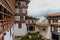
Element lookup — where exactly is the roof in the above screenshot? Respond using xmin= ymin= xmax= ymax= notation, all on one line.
xmin=36 ymin=23 xmax=50 ymax=27
xmin=47 ymin=12 xmax=60 ymax=17
xmin=25 ymin=16 xmax=39 ymax=20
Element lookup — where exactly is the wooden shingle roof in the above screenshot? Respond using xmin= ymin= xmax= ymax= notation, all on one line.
xmin=48 ymin=12 xmax=60 ymax=17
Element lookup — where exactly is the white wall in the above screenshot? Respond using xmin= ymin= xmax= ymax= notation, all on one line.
xmin=35 ymin=26 xmax=39 ymax=32
xmin=11 ymin=26 xmax=14 ymax=40
xmin=4 ymin=27 xmax=14 ymax=40
xmin=14 ymin=23 xmax=27 ymax=36
xmin=38 ymin=26 xmax=52 ymax=39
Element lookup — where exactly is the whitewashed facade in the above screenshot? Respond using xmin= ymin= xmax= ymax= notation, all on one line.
xmin=14 ymin=23 xmax=27 ymax=36
xmin=38 ymin=26 xmax=52 ymax=39
xmin=4 ymin=26 xmax=14 ymax=40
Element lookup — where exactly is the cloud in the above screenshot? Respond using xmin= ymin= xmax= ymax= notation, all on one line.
xmin=28 ymin=0 xmax=60 ymax=17
xmin=28 ymin=0 xmax=60 ymax=22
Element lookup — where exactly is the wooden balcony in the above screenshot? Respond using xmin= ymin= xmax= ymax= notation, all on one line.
xmin=0 ymin=2 xmax=15 ymax=33
xmin=0 ymin=0 xmax=15 ymax=14
xmin=51 ymin=22 xmax=60 ymax=27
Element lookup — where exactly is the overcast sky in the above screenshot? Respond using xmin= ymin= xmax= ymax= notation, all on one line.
xmin=27 ymin=0 xmax=60 ymax=22
xmin=28 ymin=0 xmax=60 ymax=17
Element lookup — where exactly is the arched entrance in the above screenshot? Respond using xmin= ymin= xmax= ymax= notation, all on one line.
xmin=29 ymin=26 xmax=35 ymax=31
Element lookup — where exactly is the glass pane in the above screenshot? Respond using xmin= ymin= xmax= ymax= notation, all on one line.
xmin=22 ymin=9 xmax=26 ymax=13
xmin=20 ymin=2 xmax=26 ymax=6
xmin=15 ymin=16 xmax=20 ymax=21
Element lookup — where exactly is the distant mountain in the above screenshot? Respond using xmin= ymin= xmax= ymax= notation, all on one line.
xmin=40 ymin=19 xmax=48 ymax=24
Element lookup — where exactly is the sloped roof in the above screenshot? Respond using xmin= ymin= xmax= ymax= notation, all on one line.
xmin=36 ymin=23 xmax=50 ymax=27
xmin=25 ymin=16 xmax=39 ymax=20
xmin=48 ymin=12 xmax=60 ymax=17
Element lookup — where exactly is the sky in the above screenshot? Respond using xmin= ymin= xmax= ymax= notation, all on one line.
xmin=27 ymin=0 xmax=60 ymax=23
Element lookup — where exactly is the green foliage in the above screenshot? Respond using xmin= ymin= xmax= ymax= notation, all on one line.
xmin=21 ymin=35 xmax=44 ymax=40
xmin=21 ymin=37 xmax=31 ymax=40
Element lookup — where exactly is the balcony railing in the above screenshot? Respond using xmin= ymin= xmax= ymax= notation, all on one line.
xmin=51 ymin=22 xmax=60 ymax=26
xmin=51 ymin=22 xmax=60 ymax=24
xmin=0 ymin=2 xmax=15 ymax=33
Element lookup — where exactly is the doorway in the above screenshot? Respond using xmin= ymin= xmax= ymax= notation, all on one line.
xmin=29 ymin=26 xmax=35 ymax=31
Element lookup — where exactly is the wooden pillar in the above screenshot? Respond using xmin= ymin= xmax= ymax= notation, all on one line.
xmin=2 ymin=7 xmax=4 ymax=30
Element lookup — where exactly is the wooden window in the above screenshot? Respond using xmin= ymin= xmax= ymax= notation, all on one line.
xmin=22 ymin=9 xmax=26 ymax=13
xmin=32 ymin=20 xmax=33 ymax=23
xmin=23 ymin=16 xmax=25 ymax=21
xmin=15 ymin=16 xmax=20 ymax=21
xmin=58 ymin=28 xmax=60 ymax=32
xmin=16 ymin=8 xmax=20 ymax=13
xmin=16 ymin=2 xmax=19 ymax=6
xmin=0 ymin=5 xmax=4 ymax=12
xmin=0 ymin=5 xmax=2 ymax=12
xmin=55 ymin=20 xmax=58 ymax=22
xmin=18 ymin=23 xmax=22 ymax=28
xmin=4 ymin=8 xmax=6 ymax=13
xmin=20 ymin=2 xmax=26 ymax=6
xmin=53 ymin=20 xmax=57 ymax=22
xmin=0 ymin=13 xmax=3 ymax=20
xmin=54 ymin=27 xmax=58 ymax=32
